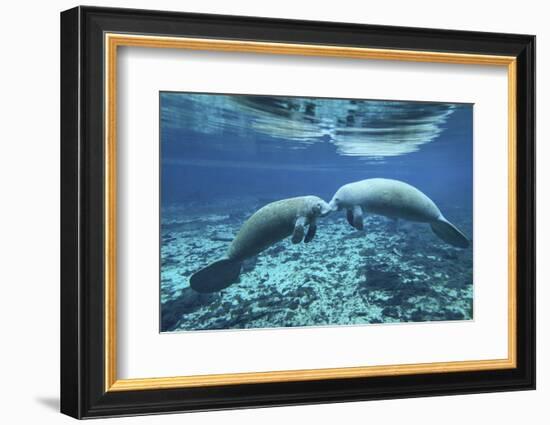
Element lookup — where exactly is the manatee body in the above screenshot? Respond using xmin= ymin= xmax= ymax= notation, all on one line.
xmin=190 ymin=196 xmax=331 ymax=293
xmin=329 ymin=178 xmax=469 ymax=248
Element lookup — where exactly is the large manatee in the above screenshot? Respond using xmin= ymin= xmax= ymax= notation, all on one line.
xmin=190 ymin=196 xmax=331 ymax=293
xmin=329 ymin=178 xmax=469 ymax=248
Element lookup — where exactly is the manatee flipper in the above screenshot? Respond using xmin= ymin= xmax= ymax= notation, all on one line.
xmin=291 ymin=216 xmax=306 ymax=244
xmin=430 ymin=217 xmax=470 ymax=248
xmin=304 ymin=222 xmax=317 ymax=243
xmin=351 ymin=205 xmax=364 ymax=230
xmin=346 ymin=209 xmax=354 ymax=227
xmin=190 ymin=258 xmax=242 ymax=293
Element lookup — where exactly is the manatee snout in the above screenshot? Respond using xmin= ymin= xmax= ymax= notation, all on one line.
xmin=328 ymin=198 xmax=341 ymax=212
xmin=328 ymin=190 xmax=348 ymax=212
xmin=312 ymin=198 xmax=332 ymax=217
xmin=299 ymin=195 xmax=331 ymax=218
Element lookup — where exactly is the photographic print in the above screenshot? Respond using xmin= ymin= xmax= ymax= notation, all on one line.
xmin=160 ymin=92 xmax=473 ymax=332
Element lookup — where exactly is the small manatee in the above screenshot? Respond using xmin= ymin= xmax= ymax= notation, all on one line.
xmin=190 ymin=196 xmax=331 ymax=293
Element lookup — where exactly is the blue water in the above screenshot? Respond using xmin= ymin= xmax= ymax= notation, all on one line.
xmin=159 ymin=92 xmax=473 ymax=332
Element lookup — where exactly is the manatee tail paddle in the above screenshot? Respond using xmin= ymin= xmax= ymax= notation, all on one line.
xmin=189 ymin=259 xmax=242 ymax=293
xmin=430 ymin=217 xmax=470 ymax=248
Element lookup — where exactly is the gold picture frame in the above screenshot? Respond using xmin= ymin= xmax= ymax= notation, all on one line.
xmin=104 ymin=33 xmax=518 ymax=392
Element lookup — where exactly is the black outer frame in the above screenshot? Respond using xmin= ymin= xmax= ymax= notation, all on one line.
xmin=60 ymin=6 xmax=535 ymax=419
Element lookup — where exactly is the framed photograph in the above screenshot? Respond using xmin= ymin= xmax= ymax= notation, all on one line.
xmin=60 ymin=6 xmax=535 ymax=419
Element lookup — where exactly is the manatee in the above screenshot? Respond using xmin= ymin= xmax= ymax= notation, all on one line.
xmin=328 ymin=178 xmax=470 ymax=248
xmin=190 ymin=196 xmax=331 ymax=293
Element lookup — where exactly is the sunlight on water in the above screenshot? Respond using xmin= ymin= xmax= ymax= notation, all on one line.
xmin=161 ymin=93 xmax=456 ymax=159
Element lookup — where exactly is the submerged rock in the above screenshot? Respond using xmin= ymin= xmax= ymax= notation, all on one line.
xmin=266 ymin=244 xmax=285 ymax=257
xmin=358 ymin=247 xmax=376 ymax=257
xmin=160 ymin=287 xmax=218 ymax=331
xmin=443 ymin=309 xmax=465 ymax=320
xmin=162 ymin=218 xmax=205 ymax=232
xmin=382 ymin=306 xmax=400 ymax=319
xmin=410 ymin=308 xmax=426 ymax=321
xmin=341 ymin=231 xmax=366 ymax=241
xmin=359 ymin=267 xmax=401 ymax=291
xmin=161 ymin=255 xmax=179 ymax=267
xmin=209 ymin=233 xmax=234 ymax=242
xmin=241 ymin=256 xmax=258 ymax=273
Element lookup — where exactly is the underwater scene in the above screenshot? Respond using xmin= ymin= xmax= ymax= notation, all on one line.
xmin=160 ymin=92 xmax=473 ymax=332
